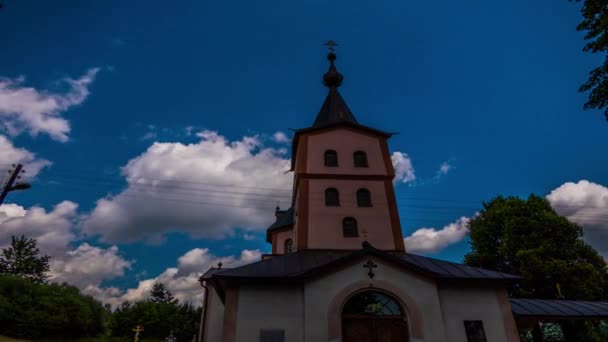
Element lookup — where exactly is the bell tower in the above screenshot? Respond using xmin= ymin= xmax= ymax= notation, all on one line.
xmin=267 ymin=45 xmax=405 ymax=253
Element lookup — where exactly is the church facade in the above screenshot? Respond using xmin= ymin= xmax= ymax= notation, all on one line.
xmin=199 ymin=50 xmax=521 ymax=342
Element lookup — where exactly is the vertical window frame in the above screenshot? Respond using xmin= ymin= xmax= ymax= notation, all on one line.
xmin=353 ymin=150 xmax=368 ymax=168
xmin=463 ymin=320 xmax=488 ymax=342
xmin=284 ymin=239 xmax=294 ymax=254
xmin=325 ymin=188 xmax=340 ymax=206
xmin=342 ymin=217 xmax=359 ymax=237
xmin=324 ymin=149 xmax=339 ymax=167
xmin=356 ymin=188 xmax=372 ymax=207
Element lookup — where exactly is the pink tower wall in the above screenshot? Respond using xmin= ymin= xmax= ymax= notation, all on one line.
xmin=307 ymin=179 xmax=395 ymax=250
xmin=305 ymin=129 xmax=389 ymax=175
xmin=289 ymin=128 xmax=402 ymax=251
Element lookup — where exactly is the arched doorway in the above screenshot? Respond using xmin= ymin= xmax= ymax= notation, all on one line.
xmin=342 ymin=290 xmax=409 ymax=342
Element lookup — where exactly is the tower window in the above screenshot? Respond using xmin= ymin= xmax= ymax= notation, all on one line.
xmin=353 ymin=151 xmax=368 ymax=167
xmin=343 ymin=217 xmax=358 ymax=237
xmin=284 ymin=239 xmax=294 ymax=254
xmin=324 ymin=150 xmax=338 ymax=167
xmin=325 ymin=188 xmax=340 ymax=206
xmin=356 ymin=188 xmax=372 ymax=207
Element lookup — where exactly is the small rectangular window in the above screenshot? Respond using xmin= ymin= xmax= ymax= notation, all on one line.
xmin=260 ymin=329 xmax=285 ymax=342
xmin=464 ymin=320 xmax=487 ymax=342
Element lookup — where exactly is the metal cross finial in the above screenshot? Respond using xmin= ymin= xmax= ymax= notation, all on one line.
xmin=324 ymin=40 xmax=339 ymax=52
xmin=363 ymin=259 xmax=377 ymax=279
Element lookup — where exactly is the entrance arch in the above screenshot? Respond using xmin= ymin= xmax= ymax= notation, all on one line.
xmin=342 ymin=290 xmax=409 ymax=342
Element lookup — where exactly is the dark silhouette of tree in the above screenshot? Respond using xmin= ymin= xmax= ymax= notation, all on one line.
xmin=111 ymin=299 xmax=201 ymax=341
xmin=0 ymin=275 xmax=106 ymax=339
xmin=0 ymin=235 xmax=50 ymax=283
xmin=576 ymin=0 xmax=608 ymax=120
xmin=149 ymin=282 xmax=177 ymax=305
xmin=464 ymin=195 xmax=608 ymax=340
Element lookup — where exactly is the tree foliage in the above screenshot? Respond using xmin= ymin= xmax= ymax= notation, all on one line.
xmin=576 ymin=0 xmax=608 ymax=120
xmin=110 ymin=300 xmax=200 ymax=341
xmin=464 ymin=195 xmax=608 ymax=340
xmin=149 ymin=282 xmax=177 ymax=305
xmin=0 ymin=275 xmax=108 ymax=339
xmin=0 ymin=235 xmax=50 ymax=284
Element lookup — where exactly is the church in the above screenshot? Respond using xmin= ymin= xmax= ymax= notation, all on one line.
xmin=198 ymin=48 xmax=608 ymax=342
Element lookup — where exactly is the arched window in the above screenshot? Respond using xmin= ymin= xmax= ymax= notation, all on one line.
xmin=353 ymin=151 xmax=368 ymax=167
xmin=356 ymin=188 xmax=372 ymax=207
xmin=342 ymin=291 xmax=404 ymax=316
xmin=284 ymin=239 xmax=294 ymax=254
xmin=325 ymin=188 xmax=340 ymax=206
xmin=342 ymin=217 xmax=358 ymax=237
xmin=342 ymin=291 xmax=408 ymax=341
xmin=324 ymin=150 xmax=338 ymax=167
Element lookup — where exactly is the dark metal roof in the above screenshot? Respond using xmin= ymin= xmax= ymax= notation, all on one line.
xmin=201 ymin=267 xmax=230 ymax=279
xmin=313 ymin=88 xmax=358 ymax=128
xmin=202 ymin=245 xmax=520 ymax=283
xmin=510 ymin=298 xmax=608 ymax=319
xmin=312 ymin=52 xmax=358 ymax=128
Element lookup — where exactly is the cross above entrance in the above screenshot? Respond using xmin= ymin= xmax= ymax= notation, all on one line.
xmin=363 ymin=259 xmax=377 ymax=279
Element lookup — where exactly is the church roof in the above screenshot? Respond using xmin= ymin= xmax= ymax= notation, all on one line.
xmin=266 ymin=207 xmax=294 ymax=242
xmin=201 ymin=243 xmax=520 ymax=285
xmin=313 ymin=87 xmax=358 ymax=128
xmin=311 ymin=51 xmax=358 ymax=128
xmin=510 ymin=298 xmax=608 ymax=319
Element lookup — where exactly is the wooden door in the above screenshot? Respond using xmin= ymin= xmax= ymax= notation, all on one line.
xmin=343 ymin=317 xmax=409 ymax=342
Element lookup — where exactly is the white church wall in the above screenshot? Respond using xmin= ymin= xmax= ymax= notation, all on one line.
xmin=438 ymin=287 xmax=518 ymax=342
xmin=234 ymin=285 xmax=304 ymax=342
xmin=304 ymin=257 xmax=448 ymax=342
xmin=205 ymin=286 xmax=225 ymax=342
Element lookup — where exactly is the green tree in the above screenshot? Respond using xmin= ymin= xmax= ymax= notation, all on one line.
xmin=110 ymin=299 xmax=200 ymax=341
xmin=576 ymin=0 xmax=608 ymax=120
xmin=464 ymin=195 xmax=608 ymax=340
xmin=149 ymin=282 xmax=177 ymax=305
xmin=0 ymin=235 xmax=50 ymax=283
xmin=0 ymin=275 xmax=107 ymax=339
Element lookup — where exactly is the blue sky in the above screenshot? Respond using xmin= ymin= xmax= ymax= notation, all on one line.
xmin=0 ymin=0 xmax=607 ymax=304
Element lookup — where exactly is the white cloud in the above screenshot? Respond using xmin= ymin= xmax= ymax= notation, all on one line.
xmin=272 ymin=131 xmax=290 ymax=144
xmin=0 ymin=68 xmax=100 ymax=142
xmin=404 ymin=216 xmax=471 ymax=254
xmin=391 ymin=152 xmax=416 ymax=184
xmin=0 ymin=202 xmax=132 ymax=294
xmin=82 ymin=130 xmax=293 ymax=243
xmin=438 ymin=161 xmax=452 ymax=176
xmin=0 ymin=201 xmax=78 ymax=255
xmin=50 ymin=243 xmax=132 ymax=289
xmin=547 ymin=180 xmax=608 ymax=257
xmin=0 ymin=135 xmax=51 ymax=179
xmin=92 ymin=248 xmax=261 ymax=307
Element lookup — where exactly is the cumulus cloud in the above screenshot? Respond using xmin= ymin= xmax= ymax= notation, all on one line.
xmin=82 ymin=130 xmax=293 ymax=243
xmin=0 ymin=68 xmax=100 ymax=142
xmin=272 ymin=131 xmax=290 ymax=144
xmin=0 ymin=202 xmax=132 ymax=294
xmin=92 ymin=248 xmax=261 ymax=307
xmin=404 ymin=216 xmax=471 ymax=254
xmin=0 ymin=201 xmax=78 ymax=255
xmin=547 ymin=180 xmax=608 ymax=257
xmin=391 ymin=152 xmax=415 ymax=184
xmin=50 ymin=243 xmax=132 ymax=288
xmin=0 ymin=135 xmax=51 ymax=179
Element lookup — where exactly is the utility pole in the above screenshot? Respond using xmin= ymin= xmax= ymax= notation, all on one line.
xmin=0 ymin=164 xmax=30 ymax=205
